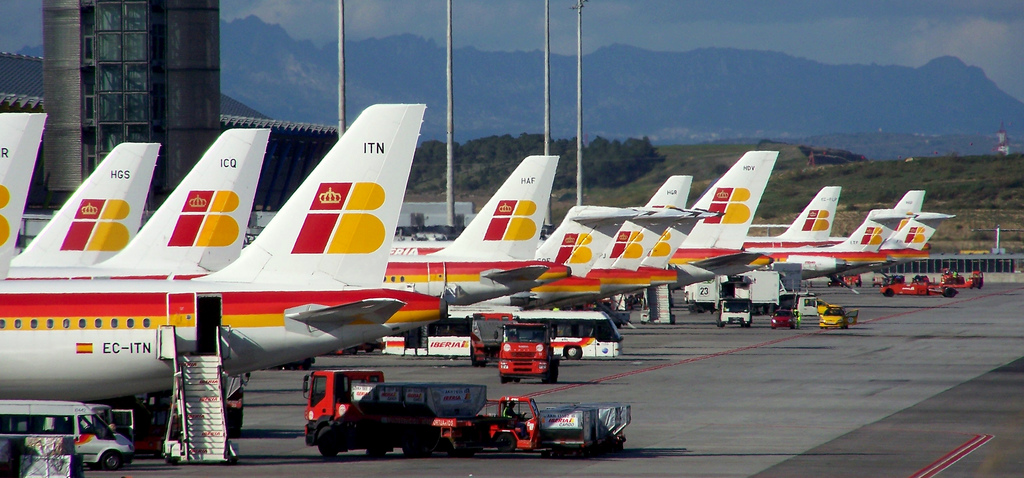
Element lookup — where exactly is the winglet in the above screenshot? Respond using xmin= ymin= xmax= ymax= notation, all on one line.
xmin=12 ymin=142 xmax=159 ymax=267
xmin=438 ymin=155 xmax=558 ymax=260
xmin=0 ymin=113 xmax=46 ymax=278
xmin=100 ymin=128 xmax=270 ymax=273
xmin=202 ymin=104 xmax=425 ymax=287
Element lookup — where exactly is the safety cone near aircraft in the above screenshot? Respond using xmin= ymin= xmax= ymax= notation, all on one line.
xmin=0 ymin=113 xmax=46 ymax=278
xmin=10 ymin=142 xmax=160 ymax=270
xmin=0 ymin=104 xmax=440 ymax=401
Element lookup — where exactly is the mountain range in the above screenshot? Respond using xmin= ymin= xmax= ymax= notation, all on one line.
xmin=226 ymin=17 xmax=1024 ymax=157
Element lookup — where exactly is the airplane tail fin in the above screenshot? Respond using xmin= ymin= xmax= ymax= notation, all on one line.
xmin=12 ymin=142 xmax=160 ymax=267
xmin=645 ymin=175 xmax=692 ymax=209
xmin=829 ymin=209 xmax=910 ymax=252
xmin=536 ymin=206 xmax=640 ymax=277
xmin=882 ymin=212 xmax=954 ymax=251
xmin=685 ymin=151 xmax=779 ymax=249
xmin=100 ymin=129 xmax=270 ymax=273
xmin=0 ymin=113 xmax=46 ymax=277
xmin=776 ymin=186 xmax=841 ymax=241
xmin=202 ymin=104 xmax=425 ymax=287
xmin=439 ymin=155 xmax=558 ymax=260
xmin=892 ymin=190 xmax=926 ymax=216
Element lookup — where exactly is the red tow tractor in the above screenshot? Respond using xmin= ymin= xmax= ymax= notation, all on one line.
xmin=880 ymin=275 xmax=957 ymax=298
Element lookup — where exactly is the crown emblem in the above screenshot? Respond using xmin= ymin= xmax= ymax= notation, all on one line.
xmin=80 ymin=203 xmax=99 ymax=216
xmin=617 ymin=231 xmax=631 ymax=241
xmin=715 ymin=190 xmax=731 ymax=200
xmin=497 ymin=203 xmax=514 ymax=214
xmin=188 ymin=195 xmax=208 ymax=208
xmin=319 ymin=187 xmax=343 ymax=204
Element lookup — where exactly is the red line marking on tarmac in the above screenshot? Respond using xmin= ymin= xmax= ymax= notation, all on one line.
xmin=526 ymin=285 xmax=1024 ymax=400
xmin=909 ymin=434 xmax=994 ymax=478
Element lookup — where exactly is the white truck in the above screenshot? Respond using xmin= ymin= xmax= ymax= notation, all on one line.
xmin=685 ymin=271 xmax=783 ymax=316
xmin=717 ymin=298 xmax=753 ymax=327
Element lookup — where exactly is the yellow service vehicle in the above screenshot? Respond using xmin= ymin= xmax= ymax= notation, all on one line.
xmin=819 ymin=304 xmax=859 ymax=329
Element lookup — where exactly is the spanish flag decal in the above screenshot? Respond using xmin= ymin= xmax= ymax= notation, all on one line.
xmin=76 ymin=343 xmax=94 ymax=354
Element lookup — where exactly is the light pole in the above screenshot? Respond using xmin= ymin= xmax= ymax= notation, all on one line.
xmin=572 ymin=0 xmax=587 ymax=207
xmin=338 ymin=0 xmax=345 ymax=134
xmin=446 ymin=0 xmax=455 ymax=228
xmin=544 ymin=0 xmax=550 ymax=156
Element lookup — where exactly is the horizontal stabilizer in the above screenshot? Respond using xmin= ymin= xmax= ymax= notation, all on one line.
xmin=285 ymin=298 xmax=406 ymax=328
xmin=693 ymin=251 xmax=768 ymax=274
xmin=482 ymin=265 xmax=549 ymax=285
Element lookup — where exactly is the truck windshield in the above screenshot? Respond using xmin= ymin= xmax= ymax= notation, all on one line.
xmin=723 ymin=301 xmax=750 ymax=313
xmin=506 ymin=327 xmax=546 ymax=343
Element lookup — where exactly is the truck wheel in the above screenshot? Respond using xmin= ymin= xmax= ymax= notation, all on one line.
xmin=316 ymin=428 xmax=340 ymax=457
xmin=943 ymin=287 xmax=958 ymax=298
xmin=471 ymin=356 xmax=486 ymax=367
xmin=716 ymin=320 xmax=725 ymax=328
xmin=500 ymin=376 xmax=511 ymax=384
xmin=883 ymin=289 xmax=895 ymax=297
xmin=99 ymin=451 xmax=123 ymax=471
xmin=564 ymin=346 xmax=583 ymax=360
xmin=494 ymin=432 xmax=517 ymax=453
xmin=401 ymin=430 xmax=432 ymax=458
xmin=542 ymin=362 xmax=559 ymax=384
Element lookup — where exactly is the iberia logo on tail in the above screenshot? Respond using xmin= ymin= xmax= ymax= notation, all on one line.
xmin=292 ymin=182 xmax=387 ymax=254
xmin=610 ymin=230 xmax=644 ymax=259
xmin=860 ymin=226 xmax=884 ymax=245
xmin=703 ymin=187 xmax=752 ymax=224
xmin=802 ymin=210 xmax=831 ymax=232
xmin=60 ymin=199 xmax=133 ymax=251
xmin=168 ymin=190 xmax=241 ymax=247
xmin=649 ymin=230 xmax=673 ymax=258
xmin=554 ymin=232 xmax=593 ymax=265
xmin=0 ymin=185 xmax=10 ymax=246
xmin=484 ymin=199 xmax=537 ymax=241
xmin=904 ymin=226 xmax=927 ymax=244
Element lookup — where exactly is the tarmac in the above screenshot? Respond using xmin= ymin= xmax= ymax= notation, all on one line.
xmin=91 ymin=283 xmax=1024 ymax=477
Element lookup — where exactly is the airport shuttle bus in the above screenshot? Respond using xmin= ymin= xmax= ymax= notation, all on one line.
xmin=0 ymin=400 xmax=135 ymax=470
xmin=383 ymin=309 xmax=622 ymax=360
xmin=511 ymin=310 xmax=623 ymax=359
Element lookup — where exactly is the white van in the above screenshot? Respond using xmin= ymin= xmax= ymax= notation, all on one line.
xmin=0 ymin=400 xmax=134 ymax=470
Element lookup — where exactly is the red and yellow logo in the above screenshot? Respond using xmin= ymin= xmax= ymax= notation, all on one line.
xmin=76 ymin=342 xmax=94 ymax=354
xmin=168 ymin=190 xmax=241 ymax=247
xmin=801 ymin=210 xmax=831 ymax=232
xmin=554 ymin=232 xmax=593 ymax=265
xmin=0 ymin=185 xmax=10 ymax=246
xmin=649 ymin=230 xmax=674 ymax=258
xmin=609 ymin=230 xmax=645 ymax=259
xmin=484 ymin=199 xmax=537 ymax=241
xmin=703 ymin=187 xmax=752 ymax=224
xmin=292 ymin=182 xmax=387 ymax=254
xmin=860 ymin=226 xmax=884 ymax=245
xmin=904 ymin=226 xmax=927 ymax=244
xmin=60 ymin=199 xmax=132 ymax=251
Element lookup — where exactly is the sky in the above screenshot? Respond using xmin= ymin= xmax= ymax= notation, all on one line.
xmin=2 ymin=1 xmax=1022 ymax=101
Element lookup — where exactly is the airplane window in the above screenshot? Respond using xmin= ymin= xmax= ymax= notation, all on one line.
xmin=143 ymin=318 xmax=151 ymax=328
xmin=63 ymin=319 xmax=70 ymax=329
xmin=79 ymin=319 xmax=86 ymax=329
xmin=30 ymin=319 xmax=38 ymax=329
xmin=400 ymin=276 xmax=405 ymax=282
xmin=389 ymin=276 xmax=396 ymax=282
xmin=14 ymin=319 xmax=21 ymax=329
xmin=0 ymin=319 xmax=5 ymax=329
xmin=95 ymin=318 xmax=103 ymax=329
xmin=111 ymin=318 xmax=119 ymax=329
xmin=46 ymin=319 xmax=54 ymax=329
xmin=127 ymin=318 xmax=135 ymax=328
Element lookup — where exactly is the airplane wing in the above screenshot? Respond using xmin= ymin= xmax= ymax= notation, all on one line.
xmin=285 ymin=298 xmax=406 ymax=328
xmin=693 ymin=252 xmax=769 ymax=275
xmin=481 ymin=265 xmax=549 ymax=285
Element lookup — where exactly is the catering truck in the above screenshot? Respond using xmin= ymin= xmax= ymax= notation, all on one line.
xmin=302 ymin=370 xmax=628 ymax=458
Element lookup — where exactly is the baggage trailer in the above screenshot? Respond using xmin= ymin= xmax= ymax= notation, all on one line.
xmin=302 ymin=370 xmax=628 ymax=458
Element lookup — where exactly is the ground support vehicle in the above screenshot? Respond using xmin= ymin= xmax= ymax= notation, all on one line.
xmin=880 ymin=275 xmax=957 ymax=298
xmin=302 ymin=371 xmax=628 ymax=458
xmin=940 ymin=270 xmax=983 ymax=289
xmin=499 ymin=322 xmax=559 ymax=384
xmin=770 ymin=309 xmax=800 ymax=329
xmin=686 ymin=272 xmax=782 ymax=316
xmin=819 ymin=305 xmax=859 ymax=329
xmin=470 ymin=312 xmax=514 ymax=366
xmin=717 ymin=298 xmax=753 ymax=328
xmin=0 ymin=400 xmax=135 ymax=471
